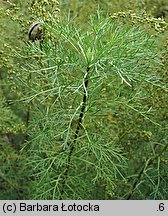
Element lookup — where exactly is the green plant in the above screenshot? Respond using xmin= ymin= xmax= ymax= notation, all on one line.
xmin=14 ymin=11 xmax=167 ymax=199
xmin=0 ymin=0 xmax=167 ymax=200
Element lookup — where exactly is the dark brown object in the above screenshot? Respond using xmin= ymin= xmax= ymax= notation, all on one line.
xmin=28 ymin=22 xmax=43 ymax=42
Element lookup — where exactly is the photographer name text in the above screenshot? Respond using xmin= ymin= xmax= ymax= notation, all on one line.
xmin=2 ymin=202 xmax=100 ymax=213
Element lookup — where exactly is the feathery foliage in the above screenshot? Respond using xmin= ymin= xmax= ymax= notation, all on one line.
xmin=0 ymin=0 xmax=167 ymax=199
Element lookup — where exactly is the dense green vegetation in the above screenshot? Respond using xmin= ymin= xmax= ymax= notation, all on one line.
xmin=0 ymin=0 xmax=167 ymax=200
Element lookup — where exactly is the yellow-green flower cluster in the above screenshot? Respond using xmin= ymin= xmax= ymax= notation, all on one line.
xmin=110 ymin=10 xmax=167 ymax=33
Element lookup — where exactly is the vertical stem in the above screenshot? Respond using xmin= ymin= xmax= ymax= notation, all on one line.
xmin=26 ymin=72 xmax=32 ymax=128
xmin=26 ymin=105 xmax=30 ymax=127
xmin=60 ymin=66 xmax=90 ymax=198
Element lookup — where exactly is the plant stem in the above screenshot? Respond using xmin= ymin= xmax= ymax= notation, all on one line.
xmin=60 ymin=66 xmax=90 ymax=198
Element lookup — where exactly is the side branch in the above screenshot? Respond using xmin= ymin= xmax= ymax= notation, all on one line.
xmin=127 ymin=143 xmax=168 ymax=199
